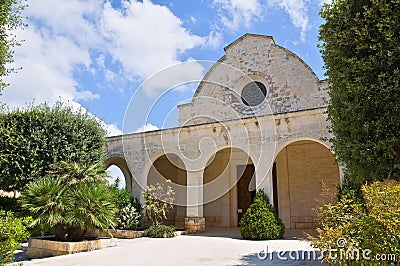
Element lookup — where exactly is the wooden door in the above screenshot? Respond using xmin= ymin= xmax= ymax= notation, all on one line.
xmin=237 ymin=164 xmax=255 ymax=225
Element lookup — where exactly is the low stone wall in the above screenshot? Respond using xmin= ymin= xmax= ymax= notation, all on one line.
xmin=27 ymin=237 xmax=116 ymax=259
xmin=104 ymin=229 xmax=143 ymax=239
xmin=92 ymin=228 xmax=187 ymax=238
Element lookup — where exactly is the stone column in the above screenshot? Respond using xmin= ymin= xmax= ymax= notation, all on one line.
xmin=185 ymin=170 xmax=205 ymax=233
xmin=339 ymin=165 xmax=346 ymax=186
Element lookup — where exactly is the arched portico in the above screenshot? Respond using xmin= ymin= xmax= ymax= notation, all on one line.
xmin=105 ymin=34 xmax=341 ymax=236
xmin=202 ymin=147 xmax=255 ymax=227
xmin=273 ymin=140 xmax=340 ymax=235
xmin=146 ymin=153 xmax=187 ymax=229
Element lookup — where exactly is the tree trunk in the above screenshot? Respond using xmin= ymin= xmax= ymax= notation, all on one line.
xmin=68 ymin=226 xmax=86 ymax=241
xmin=54 ymin=223 xmax=67 ymax=241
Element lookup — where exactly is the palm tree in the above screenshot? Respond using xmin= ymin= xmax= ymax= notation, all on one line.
xmin=49 ymin=161 xmax=106 ymax=186
xmin=21 ymin=162 xmax=117 ymax=241
xmin=20 ymin=177 xmax=70 ymax=240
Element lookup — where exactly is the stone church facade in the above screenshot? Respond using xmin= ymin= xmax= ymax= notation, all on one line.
xmin=105 ymin=34 xmax=341 ymax=235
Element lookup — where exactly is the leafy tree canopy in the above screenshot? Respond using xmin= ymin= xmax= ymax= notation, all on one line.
xmin=319 ymin=0 xmax=400 ymax=184
xmin=0 ymin=102 xmax=107 ymax=191
xmin=0 ymin=0 xmax=26 ymax=91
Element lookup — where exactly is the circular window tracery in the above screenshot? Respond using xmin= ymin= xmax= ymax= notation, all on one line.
xmin=241 ymin=81 xmax=267 ymax=106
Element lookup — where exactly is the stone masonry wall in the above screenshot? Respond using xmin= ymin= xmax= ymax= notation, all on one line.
xmin=178 ymin=34 xmax=329 ymax=126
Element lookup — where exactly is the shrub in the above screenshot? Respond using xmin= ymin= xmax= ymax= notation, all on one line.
xmin=109 ymin=186 xmax=143 ymax=230
xmin=28 ymin=224 xmax=55 ymax=238
xmin=143 ymin=223 xmax=175 ymax=238
xmin=20 ymin=162 xmax=117 ymax=242
xmin=0 ymin=210 xmax=32 ymax=264
xmin=312 ymin=180 xmax=400 ymax=265
xmin=110 ymin=186 xmax=143 ymax=214
xmin=0 ymin=196 xmax=21 ymax=213
xmin=239 ymin=190 xmax=284 ymax=240
xmin=117 ymin=204 xmax=141 ymax=230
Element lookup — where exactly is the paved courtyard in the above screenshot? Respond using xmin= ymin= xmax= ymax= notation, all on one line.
xmin=17 ymin=228 xmax=326 ymax=266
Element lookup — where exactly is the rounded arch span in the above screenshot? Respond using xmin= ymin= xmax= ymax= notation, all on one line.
xmin=146 ymin=152 xmax=187 ymax=229
xmin=202 ymin=146 xmax=256 ymax=227
xmin=104 ymin=156 xmax=133 ymax=193
xmin=272 ymin=139 xmax=340 ymax=236
xmin=146 ymin=153 xmax=188 ymax=187
xmin=141 ymin=151 xmax=188 ymax=186
xmin=201 ymin=145 xmax=256 ymax=174
xmin=274 ymin=137 xmax=332 ymax=162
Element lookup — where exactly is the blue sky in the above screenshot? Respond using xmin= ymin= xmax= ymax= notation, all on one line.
xmin=2 ymin=0 xmax=331 ymax=136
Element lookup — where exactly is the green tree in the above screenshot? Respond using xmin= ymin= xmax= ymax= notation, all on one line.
xmin=319 ymin=0 xmax=400 ymax=185
xmin=0 ymin=0 xmax=26 ymax=91
xmin=0 ymin=102 xmax=107 ymax=191
xmin=20 ymin=162 xmax=117 ymax=242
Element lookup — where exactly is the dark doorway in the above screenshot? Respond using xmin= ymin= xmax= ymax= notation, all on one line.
xmin=272 ymin=162 xmax=279 ymax=215
xmin=237 ymin=164 xmax=255 ymax=225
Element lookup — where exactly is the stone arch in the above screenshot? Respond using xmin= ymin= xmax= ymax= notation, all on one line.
xmin=104 ymin=156 xmax=133 ymax=193
xmin=274 ymin=137 xmax=332 ymax=157
xmin=146 ymin=153 xmax=187 ymax=229
xmin=272 ymin=139 xmax=340 ymax=236
xmin=202 ymin=147 xmax=255 ymax=227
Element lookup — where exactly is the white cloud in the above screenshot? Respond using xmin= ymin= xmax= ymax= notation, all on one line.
xmin=104 ymin=122 xmax=123 ymax=137
xmin=26 ymin=0 xmax=103 ymax=49
xmin=268 ymin=0 xmax=310 ymax=42
xmin=319 ymin=0 xmax=332 ymax=5
xmin=141 ymin=61 xmax=205 ymax=96
xmin=1 ymin=0 xmax=209 ymax=132
xmin=135 ymin=123 xmax=159 ymax=133
xmin=2 ymin=32 xmax=95 ymax=108
xmin=213 ymin=0 xmax=263 ymax=31
xmin=2 ymin=0 xmax=103 ymax=108
xmin=100 ymin=0 xmax=205 ymax=80
xmin=205 ymin=31 xmax=223 ymax=49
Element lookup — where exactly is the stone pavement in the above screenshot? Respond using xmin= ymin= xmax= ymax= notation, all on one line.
xmin=16 ymin=228 xmax=326 ymax=266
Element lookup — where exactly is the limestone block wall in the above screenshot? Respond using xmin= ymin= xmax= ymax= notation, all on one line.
xmin=275 ymin=141 xmax=339 ymax=229
xmin=178 ymin=34 xmax=329 ymax=126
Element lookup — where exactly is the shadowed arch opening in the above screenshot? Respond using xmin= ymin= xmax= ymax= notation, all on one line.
xmin=273 ymin=140 xmax=339 ymax=236
xmin=203 ymin=147 xmax=255 ymax=227
xmin=147 ymin=153 xmax=187 ymax=229
xmin=104 ymin=156 xmax=133 ymax=193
